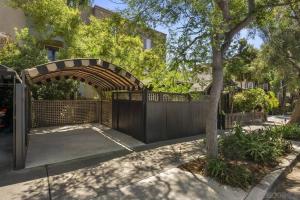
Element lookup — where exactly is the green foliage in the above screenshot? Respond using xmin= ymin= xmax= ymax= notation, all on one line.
xmin=11 ymin=0 xmax=82 ymax=43
xmin=31 ymin=80 xmax=80 ymax=100
xmin=270 ymin=124 xmax=300 ymax=141
xmin=67 ymin=0 xmax=93 ymax=7
xmin=265 ymin=91 xmax=280 ymax=112
xmin=60 ymin=15 xmax=189 ymax=92
xmin=233 ymin=88 xmax=279 ymax=112
xmin=0 ymin=28 xmax=80 ymax=100
xmin=122 ymin=0 xmax=291 ymax=71
xmin=63 ymin=16 xmax=164 ymax=77
xmin=225 ymin=40 xmax=258 ymax=82
xmin=206 ymin=159 xmax=253 ymax=189
xmin=0 ymin=28 xmax=48 ymax=73
xmin=219 ymin=125 xmax=292 ymax=164
xmin=256 ymin=3 xmax=300 ymax=94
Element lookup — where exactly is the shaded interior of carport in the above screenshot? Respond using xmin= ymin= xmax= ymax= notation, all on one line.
xmin=0 ymin=64 xmax=21 ymax=172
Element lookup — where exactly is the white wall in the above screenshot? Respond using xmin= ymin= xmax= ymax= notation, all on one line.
xmin=78 ymin=83 xmax=99 ymax=99
xmin=0 ymin=0 xmax=27 ymax=38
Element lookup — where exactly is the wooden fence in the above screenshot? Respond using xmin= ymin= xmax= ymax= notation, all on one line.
xmin=224 ymin=112 xmax=266 ymax=129
xmin=112 ymin=91 xmax=208 ymax=143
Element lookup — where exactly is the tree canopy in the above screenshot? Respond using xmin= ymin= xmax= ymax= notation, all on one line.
xmin=121 ymin=0 xmax=300 ymax=158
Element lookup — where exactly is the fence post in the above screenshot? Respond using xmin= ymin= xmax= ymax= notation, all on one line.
xmin=159 ymin=92 xmax=163 ymax=102
xmin=142 ymin=89 xmax=148 ymax=142
xmin=14 ymin=84 xmax=26 ymax=169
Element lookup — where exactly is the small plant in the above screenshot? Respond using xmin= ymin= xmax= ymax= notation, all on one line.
xmin=206 ymin=159 xmax=253 ymax=189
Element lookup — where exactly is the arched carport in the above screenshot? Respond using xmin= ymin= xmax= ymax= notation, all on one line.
xmin=19 ymin=59 xmax=146 ymax=169
xmin=22 ymin=58 xmax=144 ymax=91
xmin=22 ymin=58 xmax=145 ymax=128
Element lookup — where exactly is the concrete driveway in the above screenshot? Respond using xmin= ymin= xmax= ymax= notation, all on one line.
xmin=26 ymin=124 xmax=144 ymax=168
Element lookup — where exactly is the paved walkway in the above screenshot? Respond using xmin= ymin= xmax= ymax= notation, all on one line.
xmin=102 ymin=168 xmax=246 ymax=200
xmin=0 ymin=136 xmax=207 ymax=200
xmin=266 ymin=160 xmax=300 ymax=200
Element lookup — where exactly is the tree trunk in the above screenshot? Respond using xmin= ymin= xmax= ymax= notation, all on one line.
xmin=206 ymin=47 xmax=224 ymax=159
xmin=290 ymin=100 xmax=300 ymax=124
xmin=280 ymin=79 xmax=287 ymax=113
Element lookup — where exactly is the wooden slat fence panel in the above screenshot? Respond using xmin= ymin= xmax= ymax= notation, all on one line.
xmin=225 ymin=112 xmax=266 ymax=129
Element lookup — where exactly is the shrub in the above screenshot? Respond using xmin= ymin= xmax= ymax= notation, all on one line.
xmin=206 ymin=159 xmax=253 ymax=189
xmin=270 ymin=124 xmax=300 ymax=141
xmin=219 ymin=125 xmax=292 ymax=164
xmin=265 ymin=91 xmax=279 ymax=112
xmin=233 ymin=88 xmax=279 ymax=112
xmin=219 ymin=125 xmax=248 ymax=160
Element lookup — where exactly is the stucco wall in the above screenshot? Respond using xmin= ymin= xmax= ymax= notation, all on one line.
xmin=0 ymin=0 xmax=27 ymax=38
xmin=79 ymin=83 xmax=99 ymax=99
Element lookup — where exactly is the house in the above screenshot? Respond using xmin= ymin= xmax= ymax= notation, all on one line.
xmin=0 ymin=0 xmax=166 ymax=98
xmin=0 ymin=1 xmax=166 ymax=59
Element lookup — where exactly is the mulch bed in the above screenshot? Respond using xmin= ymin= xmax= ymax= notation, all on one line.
xmin=178 ymin=157 xmax=275 ymax=189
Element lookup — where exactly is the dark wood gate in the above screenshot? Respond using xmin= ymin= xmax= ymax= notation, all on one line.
xmin=112 ymin=91 xmax=208 ymax=143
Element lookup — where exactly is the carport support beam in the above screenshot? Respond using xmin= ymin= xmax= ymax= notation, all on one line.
xmin=15 ymin=84 xmax=26 ymax=169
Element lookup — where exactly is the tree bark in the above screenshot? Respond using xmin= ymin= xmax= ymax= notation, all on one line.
xmin=206 ymin=46 xmax=224 ymax=159
xmin=290 ymin=100 xmax=300 ymax=124
xmin=281 ymin=80 xmax=287 ymax=113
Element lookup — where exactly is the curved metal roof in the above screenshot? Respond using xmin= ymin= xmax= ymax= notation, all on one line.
xmin=0 ymin=64 xmax=21 ymax=83
xmin=23 ymin=58 xmax=144 ymax=91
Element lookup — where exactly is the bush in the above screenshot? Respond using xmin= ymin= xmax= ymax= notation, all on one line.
xmin=270 ymin=124 xmax=300 ymax=141
xmin=219 ymin=125 xmax=248 ymax=160
xmin=233 ymin=88 xmax=279 ymax=112
xmin=219 ymin=125 xmax=292 ymax=164
xmin=206 ymin=159 xmax=253 ymax=189
xmin=265 ymin=91 xmax=279 ymax=112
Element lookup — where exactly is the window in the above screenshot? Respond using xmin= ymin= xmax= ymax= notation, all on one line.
xmin=247 ymin=82 xmax=254 ymax=89
xmin=143 ymin=38 xmax=152 ymax=49
xmin=263 ymin=83 xmax=269 ymax=91
xmin=45 ymin=46 xmax=59 ymax=61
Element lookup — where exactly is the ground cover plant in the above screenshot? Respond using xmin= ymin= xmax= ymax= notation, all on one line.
xmin=269 ymin=124 xmax=300 ymax=141
xmin=180 ymin=125 xmax=293 ymax=189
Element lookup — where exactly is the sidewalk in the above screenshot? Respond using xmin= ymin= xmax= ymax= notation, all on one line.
xmin=267 ymin=161 xmax=300 ymax=200
xmin=0 ymin=136 xmax=206 ymax=200
xmin=101 ymin=168 xmax=246 ymax=200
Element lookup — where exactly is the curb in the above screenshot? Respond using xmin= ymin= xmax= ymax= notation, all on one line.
xmin=244 ymin=141 xmax=300 ymax=200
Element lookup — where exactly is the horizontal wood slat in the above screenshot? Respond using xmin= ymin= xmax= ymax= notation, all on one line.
xmin=225 ymin=112 xmax=266 ymax=129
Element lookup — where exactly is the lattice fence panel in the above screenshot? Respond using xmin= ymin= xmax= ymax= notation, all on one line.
xmin=31 ymin=100 xmax=101 ymax=128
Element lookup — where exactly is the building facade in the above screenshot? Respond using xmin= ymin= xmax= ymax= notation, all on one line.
xmin=0 ymin=0 xmax=166 ymax=98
